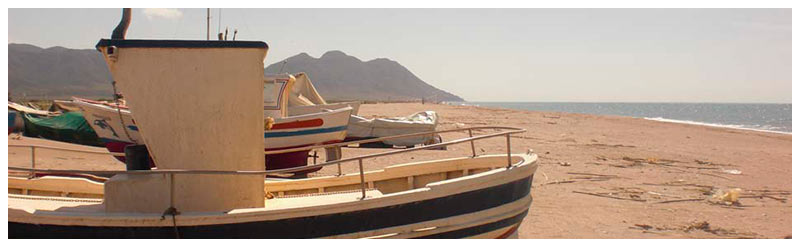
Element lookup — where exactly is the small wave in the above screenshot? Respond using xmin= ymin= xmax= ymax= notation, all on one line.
xmin=644 ymin=117 xmax=791 ymax=135
xmin=444 ymin=101 xmax=479 ymax=107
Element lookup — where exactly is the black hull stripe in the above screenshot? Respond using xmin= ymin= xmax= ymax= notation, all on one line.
xmin=414 ymin=210 xmax=528 ymax=239
xmin=10 ymin=176 xmax=533 ymax=239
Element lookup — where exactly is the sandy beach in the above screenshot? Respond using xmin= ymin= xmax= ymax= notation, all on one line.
xmin=7 ymin=102 xmax=792 ymax=238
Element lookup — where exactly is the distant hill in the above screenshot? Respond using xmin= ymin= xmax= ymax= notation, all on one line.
xmin=264 ymin=51 xmax=464 ymax=102
xmin=8 ymin=43 xmax=114 ymax=99
xmin=8 ymin=44 xmax=464 ymax=102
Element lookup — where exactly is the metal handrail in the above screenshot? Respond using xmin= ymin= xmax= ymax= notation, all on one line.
xmin=8 ymin=144 xmax=125 ymax=158
xmin=264 ymin=126 xmax=520 ymax=155
xmin=8 ymin=127 xmax=523 ymax=175
xmin=8 ymin=126 xmax=526 ymax=200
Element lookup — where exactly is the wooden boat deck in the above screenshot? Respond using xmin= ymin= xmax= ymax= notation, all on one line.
xmin=10 ymin=189 xmax=384 ymax=216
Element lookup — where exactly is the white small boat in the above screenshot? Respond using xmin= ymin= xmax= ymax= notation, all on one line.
xmin=348 ymin=111 xmax=439 ymax=147
xmin=263 ymin=73 xmax=352 ymax=150
xmin=262 ymin=73 xmax=353 ymax=171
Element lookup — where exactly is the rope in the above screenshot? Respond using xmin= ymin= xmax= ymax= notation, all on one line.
xmin=161 ymin=207 xmax=180 ymax=239
xmin=111 ymin=81 xmax=137 ymax=144
xmin=172 ymin=213 xmax=180 ymax=238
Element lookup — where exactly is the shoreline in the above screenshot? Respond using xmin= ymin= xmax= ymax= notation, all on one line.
xmin=443 ymin=102 xmax=792 ymax=135
xmin=643 ymin=117 xmax=792 ymax=135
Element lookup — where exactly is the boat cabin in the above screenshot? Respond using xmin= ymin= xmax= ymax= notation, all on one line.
xmin=263 ymin=73 xmax=295 ymax=119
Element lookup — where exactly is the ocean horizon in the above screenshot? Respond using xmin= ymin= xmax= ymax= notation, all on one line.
xmin=446 ymin=102 xmax=792 ymax=134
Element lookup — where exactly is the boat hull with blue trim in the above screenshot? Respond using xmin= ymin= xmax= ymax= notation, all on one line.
xmin=8 ymin=153 xmax=537 ymax=238
xmin=265 ymin=107 xmax=351 ymax=150
xmin=73 ymin=98 xmax=141 ymax=162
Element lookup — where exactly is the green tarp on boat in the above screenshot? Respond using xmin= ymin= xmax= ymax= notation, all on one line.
xmin=22 ymin=112 xmax=104 ymax=147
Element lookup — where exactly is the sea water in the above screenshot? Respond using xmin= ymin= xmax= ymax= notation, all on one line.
xmin=448 ymin=102 xmax=792 ymax=134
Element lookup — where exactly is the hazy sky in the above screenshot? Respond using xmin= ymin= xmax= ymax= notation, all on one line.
xmin=8 ymin=8 xmax=791 ymax=103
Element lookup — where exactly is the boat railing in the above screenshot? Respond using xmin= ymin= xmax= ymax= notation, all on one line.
xmin=8 ymin=126 xmax=526 ymax=200
xmin=7 ymin=144 xmax=125 ymax=179
xmin=265 ymin=126 xmax=524 ymax=177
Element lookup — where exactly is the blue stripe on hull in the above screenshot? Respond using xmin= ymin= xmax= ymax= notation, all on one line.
xmin=264 ymin=126 xmax=347 ymax=138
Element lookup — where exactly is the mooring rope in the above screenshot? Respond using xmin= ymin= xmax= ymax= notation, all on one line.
xmin=111 ymin=81 xmax=137 ymax=144
xmin=161 ymin=207 xmax=180 ymax=239
xmin=171 ymin=212 xmax=180 ymax=239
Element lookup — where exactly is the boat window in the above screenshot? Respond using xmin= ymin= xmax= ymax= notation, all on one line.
xmin=263 ymin=80 xmax=285 ymax=110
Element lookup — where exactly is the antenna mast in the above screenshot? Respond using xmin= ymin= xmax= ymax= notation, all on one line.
xmin=279 ymin=60 xmax=288 ymax=73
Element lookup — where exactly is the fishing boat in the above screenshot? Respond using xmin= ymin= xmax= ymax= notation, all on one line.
xmin=347 ymin=111 xmax=439 ymax=147
xmin=74 ymin=75 xmax=353 ymax=172
xmin=72 ymin=98 xmax=139 ymax=161
xmin=262 ymin=73 xmax=352 ymax=171
xmin=7 ymin=9 xmax=538 ymax=238
xmin=10 ymin=148 xmax=537 ymax=238
xmin=276 ymin=74 xmax=439 ymax=148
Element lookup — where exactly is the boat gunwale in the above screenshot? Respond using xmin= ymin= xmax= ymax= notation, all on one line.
xmin=10 ymin=188 xmax=533 ymax=239
xmin=8 ymin=153 xmax=537 ymax=228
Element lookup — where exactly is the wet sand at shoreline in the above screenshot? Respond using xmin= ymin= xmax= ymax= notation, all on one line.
xmin=7 ymin=102 xmax=792 ymax=238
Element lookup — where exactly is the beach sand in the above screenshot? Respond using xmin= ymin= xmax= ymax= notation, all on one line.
xmin=7 ymin=102 xmax=792 ymax=238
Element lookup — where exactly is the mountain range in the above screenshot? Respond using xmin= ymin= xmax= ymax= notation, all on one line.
xmin=8 ymin=43 xmax=113 ymax=99
xmin=8 ymin=43 xmax=463 ymax=102
xmin=264 ymin=51 xmax=463 ymax=102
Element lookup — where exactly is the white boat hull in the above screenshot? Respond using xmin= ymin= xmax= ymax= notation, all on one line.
xmin=266 ymin=107 xmax=351 ymax=150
